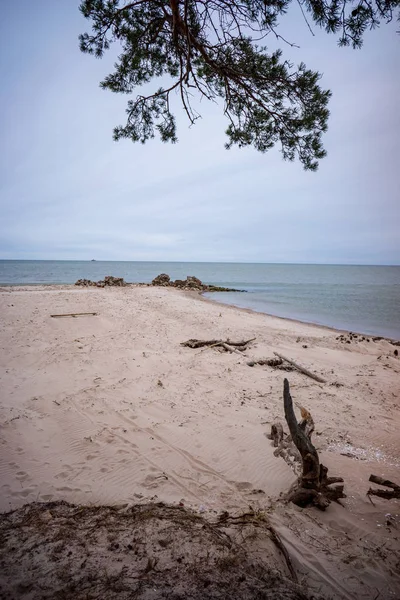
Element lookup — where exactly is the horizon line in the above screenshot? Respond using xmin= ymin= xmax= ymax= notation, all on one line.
xmin=1 ymin=259 xmax=399 ymax=267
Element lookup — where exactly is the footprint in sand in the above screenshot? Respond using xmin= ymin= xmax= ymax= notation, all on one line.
xmin=86 ymin=454 xmax=99 ymax=461
xmin=15 ymin=471 xmax=30 ymax=483
xmin=143 ymin=474 xmax=168 ymax=489
xmin=40 ymin=494 xmax=54 ymax=501
xmin=11 ymin=485 xmax=37 ymax=498
xmin=55 ymin=485 xmax=82 ymax=493
xmin=116 ymin=448 xmax=130 ymax=456
xmin=234 ymin=481 xmax=253 ymax=491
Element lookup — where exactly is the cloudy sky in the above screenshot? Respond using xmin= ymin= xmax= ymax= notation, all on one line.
xmin=0 ymin=1 xmax=399 ymax=264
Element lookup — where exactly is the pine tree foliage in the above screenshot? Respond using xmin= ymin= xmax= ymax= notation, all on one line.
xmin=79 ymin=0 xmax=399 ymax=170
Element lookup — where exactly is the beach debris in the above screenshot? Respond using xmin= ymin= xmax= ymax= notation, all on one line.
xmin=50 ymin=312 xmax=98 ymax=318
xmin=336 ymin=333 xmax=371 ymax=344
xmin=273 ymin=352 xmax=326 ymax=383
xmin=181 ymin=338 xmax=255 ymax=354
xmin=269 ymin=379 xmax=345 ymax=510
xmin=367 ymin=475 xmax=400 ymax=502
xmin=270 ymin=423 xmax=284 ymax=447
xmin=247 ymin=357 xmax=294 ymax=371
xmin=75 ymin=276 xmax=126 ymax=287
xmin=247 ymin=355 xmax=323 ymax=381
xmin=151 ymin=273 xmax=243 ymax=292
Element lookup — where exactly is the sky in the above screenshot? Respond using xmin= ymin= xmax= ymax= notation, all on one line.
xmin=0 ymin=1 xmax=399 ymax=264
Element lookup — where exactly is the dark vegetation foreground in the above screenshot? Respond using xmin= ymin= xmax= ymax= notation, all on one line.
xmin=0 ymin=501 xmax=315 ymax=600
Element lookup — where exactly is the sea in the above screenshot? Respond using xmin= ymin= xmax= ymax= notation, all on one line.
xmin=0 ymin=261 xmax=399 ymax=339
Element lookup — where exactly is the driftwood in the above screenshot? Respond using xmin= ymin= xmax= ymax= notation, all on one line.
xmin=273 ymin=352 xmax=326 ymax=383
xmin=247 ymin=357 xmax=291 ymax=368
xmin=181 ymin=338 xmax=255 ymax=353
xmin=270 ymin=423 xmax=284 ymax=447
xmin=50 ymin=312 xmax=98 ymax=318
xmin=367 ymin=475 xmax=400 ymax=501
xmin=270 ymin=379 xmax=345 ymax=510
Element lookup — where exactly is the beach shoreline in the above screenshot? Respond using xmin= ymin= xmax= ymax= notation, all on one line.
xmin=2 ymin=283 xmax=399 ymax=344
xmin=1 ymin=285 xmax=399 ymax=598
xmin=199 ymin=289 xmax=400 ymax=343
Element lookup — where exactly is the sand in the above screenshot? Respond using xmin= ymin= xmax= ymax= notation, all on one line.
xmin=0 ymin=285 xmax=399 ymax=599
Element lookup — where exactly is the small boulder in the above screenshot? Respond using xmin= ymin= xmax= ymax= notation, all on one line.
xmin=186 ymin=276 xmax=203 ymax=287
xmin=173 ymin=279 xmax=187 ymax=288
xmin=152 ymin=273 xmax=171 ymax=286
xmin=104 ymin=276 xmax=125 ymax=286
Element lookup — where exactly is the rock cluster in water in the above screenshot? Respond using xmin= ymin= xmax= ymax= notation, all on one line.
xmin=151 ymin=273 xmax=242 ymax=292
xmin=73 ymin=273 xmax=243 ymax=292
xmin=75 ymin=276 xmax=126 ymax=287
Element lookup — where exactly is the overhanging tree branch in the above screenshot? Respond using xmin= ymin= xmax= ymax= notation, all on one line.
xmin=79 ymin=0 xmax=399 ymax=170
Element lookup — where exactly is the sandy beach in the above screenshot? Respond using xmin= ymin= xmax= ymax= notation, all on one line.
xmin=1 ymin=284 xmax=399 ymax=599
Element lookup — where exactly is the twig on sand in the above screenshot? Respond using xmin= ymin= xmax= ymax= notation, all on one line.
xmin=220 ymin=343 xmax=248 ymax=356
xmin=50 ymin=312 xmax=98 ymax=318
xmin=273 ymin=352 xmax=326 ymax=383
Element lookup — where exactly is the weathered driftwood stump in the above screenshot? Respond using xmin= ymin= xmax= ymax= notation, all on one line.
xmin=272 ymin=379 xmax=345 ymax=510
xmin=367 ymin=475 xmax=400 ymax=501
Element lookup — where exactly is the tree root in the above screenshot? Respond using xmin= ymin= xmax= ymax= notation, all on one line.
xmin=217 ymin=509 xmax=298 ymax=583
xmin=367 ymin=475 xmax=400 ymax=501
xmin=270 ymin=379 xmax=345 ymax=510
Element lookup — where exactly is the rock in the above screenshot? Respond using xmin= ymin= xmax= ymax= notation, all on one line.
xmin=151 ymin=273 xmax=171 ymax=286
xmin=186 ymin=280 xmax=203 ymax=289
xmin=186 ymin=275 xmax=203 ymax=287
xmin=74 ymin=278 xmax=93 ymax=287
xmin=173 ymin=279 xmax=187 ymax=288
xmin=149 ymin=273 xmax=245 ymax=292
xmin=103 ymin=276 xmax=125 ymax=286
xmin=75 ymin=276 xmax=126 ymax=287
xmin=207 ymin=284 xmax=244 ymax=292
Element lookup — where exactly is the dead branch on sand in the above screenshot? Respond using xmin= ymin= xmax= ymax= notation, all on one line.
xmin=181 ymin=338 xmax=255 ymax=354
xmin=367 ymin=475 xmax=400 ymax=501
xmin=274 ymin=353 xmax=326 ymax=383
xmin=269 ymin=379 xmax=345 ymax=510
xmin=50 ymin=312 xmax=98 ymax=318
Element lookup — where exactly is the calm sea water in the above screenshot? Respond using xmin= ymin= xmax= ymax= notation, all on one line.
xmin=1 ymin=261 xmax=399 ymax=338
